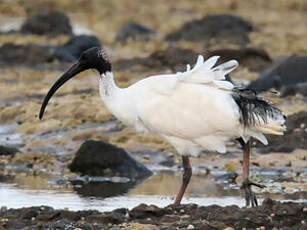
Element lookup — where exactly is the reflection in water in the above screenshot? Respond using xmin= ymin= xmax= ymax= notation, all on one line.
xmin=128 ymin=171 xmax=240 ymax=197
xmin=74 ymin=181 xmax=137 ymax=198
xmin=0 ymin=171 xmax=306 ymax=212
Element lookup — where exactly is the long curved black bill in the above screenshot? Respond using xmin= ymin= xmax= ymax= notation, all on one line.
xmin=39 ymin=62 xmax=85 ymax=119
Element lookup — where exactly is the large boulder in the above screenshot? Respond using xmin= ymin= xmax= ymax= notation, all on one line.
xmin=54 ymin=35 xmax=101 ymax=62
xmin=165 ymin=14 xmax=253 ymax=47
xmin=20 ymin=11 xmax=73 ymax=36
xmin=116 ymin=22 xmax=156 ymax=43
xmin=248 ymin=56 xmax=307 ymax=93
xmin=69 ymin=140 xmax=152 ymax=181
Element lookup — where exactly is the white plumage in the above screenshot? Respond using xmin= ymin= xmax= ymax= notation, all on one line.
xmin=99 ymin=55 xmax=285 ymax=156
xmin=39 ymin=47 xmax=286 ymax=206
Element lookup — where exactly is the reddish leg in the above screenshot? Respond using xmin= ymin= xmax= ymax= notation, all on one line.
xmin=174 ymin=156 xmax=192 ymax=205
xmin=241 ymin=140 xmax=265 ymax=207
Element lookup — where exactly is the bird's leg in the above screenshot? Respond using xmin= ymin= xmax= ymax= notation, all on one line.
xmin=174 ymin=156 xmax=192 ymax=205
xmin=240 ymin=140 xmax=265 ymax=207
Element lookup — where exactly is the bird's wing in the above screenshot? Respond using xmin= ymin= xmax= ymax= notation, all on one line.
xmin=176 ymin=55 xmax=238 ymax=90
xmin=136 ymin=83 xmax=241 ymax=143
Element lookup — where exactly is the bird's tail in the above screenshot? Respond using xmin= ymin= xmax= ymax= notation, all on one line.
xmin=255 ymin=114 xmax=286 ymax=135
xmin=232 ymin=90 xmax=286 ymax=144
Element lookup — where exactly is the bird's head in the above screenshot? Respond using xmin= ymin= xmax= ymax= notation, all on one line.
xmin=78 ymin=47 xmax=111 ymax=74
xmin=39 ymin=47 xmax=111 ymax=120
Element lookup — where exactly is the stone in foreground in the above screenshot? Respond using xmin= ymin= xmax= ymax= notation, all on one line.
xmin=69 ymin=140 xmax=152 ymax=181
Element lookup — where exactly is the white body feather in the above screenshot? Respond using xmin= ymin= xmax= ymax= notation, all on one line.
xmin=99 ymin=55 xmax=285 ymax=156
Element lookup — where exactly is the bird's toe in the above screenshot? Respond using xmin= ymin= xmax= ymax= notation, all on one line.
xmin=241 ymin=179 xmax=265 ymax=207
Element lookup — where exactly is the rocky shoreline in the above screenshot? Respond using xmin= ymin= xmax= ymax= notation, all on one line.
xmin=0 ymin=199 xmax=306 ymax=230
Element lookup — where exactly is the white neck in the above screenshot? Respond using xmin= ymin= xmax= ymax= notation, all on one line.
xmin=99 ymin=71 xmax=136 ymax=125
xmin=99 ymin=71 xmax=119 ymax=97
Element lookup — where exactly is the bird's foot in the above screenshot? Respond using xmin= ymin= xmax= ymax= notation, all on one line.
xmin=241 ymin=179 xmax=266 ymax=207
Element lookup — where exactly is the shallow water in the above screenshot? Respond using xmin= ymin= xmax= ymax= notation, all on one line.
xmin=0 ymin=171 xmax=306 ymax=212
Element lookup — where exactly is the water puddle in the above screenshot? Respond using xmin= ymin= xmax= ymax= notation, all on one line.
xmin=0 ymin=123 xmax=23 ymax=147
xmin=0 ymin=171 xmax=306 ymax=212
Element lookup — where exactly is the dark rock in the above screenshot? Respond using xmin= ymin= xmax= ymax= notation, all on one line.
xmin=0 ymin=43 xmax=53 ymax=67
xmin=160 ymin=214 xmax=180 ymax=223
xmin=21 ymin=209 xmax=38 ymax=220
xmin=0 ymin=145 xmax=20 ymax=156
xmin=258 ymin=111 xmax=307 ymax=153
xmin=165 ymin=14 xmax=253 ymax=47
xmin=69 ymin=140 xmax=152 ymax=180
xmin=129 ymin=204 xmax=166 ymax=219
xmin=100 ymin=212 xmax=124 ymax=224
xmin=205 ymin=48 xmax=272 ymax=72
xmin=248 ymin=56 xmax=307 ymax=92
xmin=20 ymin=11 xmax=73 ymax=36
xmin=116 ymin=22 xmax=155 ymax=43
xmin=114 ymin=47 xmax=198 ymax=72
xmin=54 ymin=35 xmax=101 ymax=62
xmin=280 ymin=82 xmax=307 ymax=97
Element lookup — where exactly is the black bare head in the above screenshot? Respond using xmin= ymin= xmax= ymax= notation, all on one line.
xmin=39 ymin=47 xmax=111 ymax=120
xmin=78 ymin=47 xmax=111 ymax=74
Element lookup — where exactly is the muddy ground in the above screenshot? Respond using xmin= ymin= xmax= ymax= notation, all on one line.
xmin=0 ymin=0 xmax=307 ymax=229
xmin=0 ymin=198 xmax=306 ymax=230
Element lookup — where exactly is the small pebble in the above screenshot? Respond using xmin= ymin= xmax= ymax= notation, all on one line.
xmin=180 ymin=209 xmax=185 ymax=213
xmin=187 ymin=224 xmax=195 ymax=229
xmin=303 ymin=207 xmax=307 ymax=212
xmin=31 ymin=217 xmax=35 ymax=221
xmin=223 ymin=227 xmax=234 ymax=230
xmin=301 ymin=220 xmax=305 ymax=224
xmin=270 ymin=213 xmax=275 ymax=217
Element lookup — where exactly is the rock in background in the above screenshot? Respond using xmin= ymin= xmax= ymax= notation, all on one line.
xmin=248 ymin=56 xmax=307 ymax=93
xmin=165 ymin=14 xmax=253 ymax=47
xmin=20 ymin=11 xmax=73 ymax=36
xmin=116 ymin=22 xmax=156 ymax=43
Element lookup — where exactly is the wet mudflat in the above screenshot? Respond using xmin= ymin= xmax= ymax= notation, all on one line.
xmin=0 ymin=198 xmax=306 ymax=229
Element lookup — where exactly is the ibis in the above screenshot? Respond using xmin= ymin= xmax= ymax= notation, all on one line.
xmin=39 ymin=47 xmax=286 ymax=207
